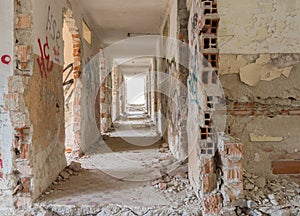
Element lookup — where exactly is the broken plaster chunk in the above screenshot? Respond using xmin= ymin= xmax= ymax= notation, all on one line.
xmin=280 ymin=66 xmax=293 ymax=78
xmin=239 ymin=63 xmax=261 ymax=86
xmin=219 ymin=55 xmax=247 ymax=75
xmin=250 ymin=134 xmax=283 ymax=142
xmin=68 ymin=161 xmax=81 ymax=172
xmin=256 ymin=54 xmax=271 ymax=65
xmin=59 ymin=171 xmax=70 ymax=180
xmin=260 ymin=64 xmax=282 ymax=81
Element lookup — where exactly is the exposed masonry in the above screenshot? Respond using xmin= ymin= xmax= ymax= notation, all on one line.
xmin=10 ymin=0 xmax=34 ymax=213
xmin=63 ymin=7 xmax=82 ymax=157
xmin=1 ymin=0 xmax=299 ymax=215
xmin=219 ymin=53 xmax=300 ymax=181
xmin=99 ymin=50 xmax=112 ymax=134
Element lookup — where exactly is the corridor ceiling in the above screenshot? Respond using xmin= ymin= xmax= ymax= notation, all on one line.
xmin=75 ymin=0 xmax=171 ymax=47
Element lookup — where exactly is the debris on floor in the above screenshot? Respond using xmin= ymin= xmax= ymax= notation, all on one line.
xmin=38 ymin=161 xmax=82 ymax=198
xmin=159 ymin=142 xmax=170 ymax=153
xmin=228 ymin=170 xmax=300 ymax=216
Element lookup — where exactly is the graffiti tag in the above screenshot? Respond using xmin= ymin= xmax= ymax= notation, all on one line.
xmin=37 ymin=36 xmax=53 ymax=78
xmin=46 ymin=6 xmax=61 ymax=62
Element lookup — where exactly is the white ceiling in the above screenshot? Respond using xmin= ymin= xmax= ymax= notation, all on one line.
xmin=118 ymin=57 xmax=152 ymax=77
xmin=75 ymin=0 xmax=170 ymax=47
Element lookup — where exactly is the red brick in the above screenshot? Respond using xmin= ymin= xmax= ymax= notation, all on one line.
xmin=232 ymin=110 xmax=253 ymax=115
xmin=226 ymin=142 xmax=244 ymax=157
xmin=17 ymin=14 xmax=31 ymax=29
xmin=223 ymin=169 xmax=243 ymax=181
xmin=203 ymin=194 xmax=222 ymax=214
xmin=20 ymin=144 xmax=30 ymax=159
xmin=72 ymin=34 xmax=80 ymax=39
xmin=16 ymin=45 xmax=31 ymax=62
xmin=289 ymin=110 xmax=300 ymax=115
xmin=272 ymin=161 xmax=300 ymax=174
xmin=202 ymin=158 xmax=215 ymax=175
xmin=202 ymin=174 xmax=217 ymax=193
xmin=21 ymin=178 xmax=30 ymax=193
xmin=262 ymin=148 xmax=273 ymax=153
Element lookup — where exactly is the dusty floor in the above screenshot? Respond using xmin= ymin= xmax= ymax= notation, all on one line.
xmin=32 ymin=114 xmax=300 ymax=216
xmin=33 ymin=115 xmax=202 ymax=215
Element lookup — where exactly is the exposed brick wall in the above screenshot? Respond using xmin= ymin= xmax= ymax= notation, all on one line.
xmin=187 ymin=1 xmax=244 ymax=215
xmin=12 ymin=0 xmax=34 ymax=212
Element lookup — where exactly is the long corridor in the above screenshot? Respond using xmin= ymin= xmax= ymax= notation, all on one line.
xmin=34 ymin=115 xmax=201 ymax=215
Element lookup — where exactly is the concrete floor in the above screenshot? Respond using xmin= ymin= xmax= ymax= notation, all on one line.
xmin=34 ymin=115 xmax=201 ymax=215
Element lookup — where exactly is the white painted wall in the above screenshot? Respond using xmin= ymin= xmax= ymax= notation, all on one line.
xmin=0 ymin=0 xmax=14 ymax=177
xmin=219 ymin=0 xmax=300 ymax=54
xmin=0 ymin=0 xmax=15 ymax=213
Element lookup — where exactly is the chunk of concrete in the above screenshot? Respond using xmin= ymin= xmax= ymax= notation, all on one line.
xmin=280 ymin=66 xmax=293 ymax=78
xmin=256 ymin=54 xmax=271 ymax=65
xmin=68 ymin=161 xmax=81 ymax=172
xmin=239 ymin=63 xmax=261 ymax=86
xmin=260 ymin=64 xmax=282 ymax=81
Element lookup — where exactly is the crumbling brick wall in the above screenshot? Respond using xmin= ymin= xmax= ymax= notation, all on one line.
xmin=218 ymin=0 xmax=300 ymax=182
xmin=187 ymin=1 xmax=244 ymax=215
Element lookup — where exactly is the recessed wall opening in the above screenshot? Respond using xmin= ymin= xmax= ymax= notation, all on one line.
xmin=62 ymin=8 xmax=81 ymax=156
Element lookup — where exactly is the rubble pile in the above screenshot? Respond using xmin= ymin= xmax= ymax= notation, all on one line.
xmin=151 ymin=163 xmax=200 ymax=208
xmin=159 ymin=142 xmax=170 ymax=153
xmin=232 ymin=170 xmax=300 ymax=216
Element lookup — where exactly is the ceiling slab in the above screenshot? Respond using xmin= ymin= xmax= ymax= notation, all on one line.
xmin=75 ymin=0 xmax=170 ymax=46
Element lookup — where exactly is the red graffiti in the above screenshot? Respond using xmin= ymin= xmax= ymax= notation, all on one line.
xmin=37 ymin=36 xmax=53 ymax=78
xmin=1 ymin=55 xmax=11 ymax=65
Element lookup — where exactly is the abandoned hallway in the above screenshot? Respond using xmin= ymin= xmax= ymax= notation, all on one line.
xmin=0 ymin=0 xmax=300 ymax=215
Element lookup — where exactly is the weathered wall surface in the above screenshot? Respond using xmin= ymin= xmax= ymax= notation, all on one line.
xmin=78 ymin=55 xmax=101 ymax=152
xmin=163 ymin=0 xmax=189 ymax=161
xmin=218 ymin=0 xmax=300 ymax=181
xmin=186 ymin=1 xmax=244 ymax=215
xmin=220 ymin=62 xmax=300 ymax=179
xmin=66 ymin=1 xmax=103 ymax=155
xmin=0 ymin=0 xmax=15 ymax=214
xmin=30 ymin=0 xmax=67 ymax=200
xmin=218 ymin=0 xmax=300 ymax=54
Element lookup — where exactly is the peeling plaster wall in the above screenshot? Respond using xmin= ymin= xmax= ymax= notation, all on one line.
xmin=164 ymin=0 xmax=189 ymax=161
xmin=220 ymin=63 xmax=300 ymax=178
xmin=218 ymin=0 xmax=300 ymax=179
xmin=218 ymin=0 xmax=300 ymax=54
xmin=0 ymin=0 xmax=15 ymax=214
